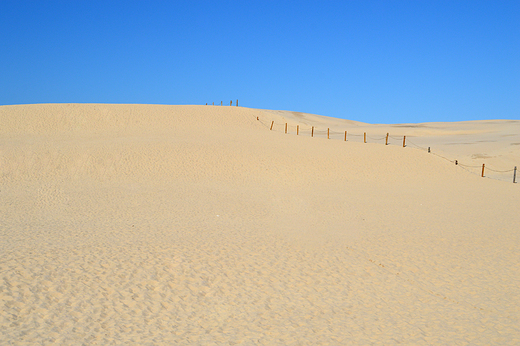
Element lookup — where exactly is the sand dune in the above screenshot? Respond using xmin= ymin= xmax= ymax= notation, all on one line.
xmin=261 ymin=109 xmax=520 ymax=182
xmin=1 ymin=104 xmax=519 ymax=344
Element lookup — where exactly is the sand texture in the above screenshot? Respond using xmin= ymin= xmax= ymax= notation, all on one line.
xmin=1 ymin=104 xmax=519 ymax=345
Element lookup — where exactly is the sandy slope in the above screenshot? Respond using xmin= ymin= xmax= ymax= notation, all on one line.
xmin=0 ymin=104 xmax=519 ymax=345
xmin=263 ymin=109 xmax=520 ymax=182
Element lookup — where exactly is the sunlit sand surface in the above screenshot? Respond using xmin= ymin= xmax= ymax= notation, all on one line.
xmin=1 ymin=104 xmax=519 ymax=344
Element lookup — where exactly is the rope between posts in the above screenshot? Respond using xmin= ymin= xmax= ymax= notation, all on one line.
xmin=368 ymin=135 xmax=386 ymax=141
xmin=486 ymin=167 xmax=515 ymax=173
xmin=458 ymin=163 xmax=483 ymax=168
xmin=258 ymin=118 xmax=271 ymax=129
xmin=257 ymin=116 xmax=517 ymax=182
xmin=431 ymin=152 xmax=455 ymax=163
xmin=405 ymin=139 xmax=428 ymax=151
xmin=458 ymin=165 xmax=481 ymax=176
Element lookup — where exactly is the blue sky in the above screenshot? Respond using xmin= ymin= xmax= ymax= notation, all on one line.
xmin=1 ymin=1 xmax=518 ymax=123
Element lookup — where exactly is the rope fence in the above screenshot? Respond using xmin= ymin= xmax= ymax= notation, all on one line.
xmin=259 ymin=118 xmax=518 ymax=184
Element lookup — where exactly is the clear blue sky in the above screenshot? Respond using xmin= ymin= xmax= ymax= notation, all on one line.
xmin=1 ymin=1 xmax=518 ymax=123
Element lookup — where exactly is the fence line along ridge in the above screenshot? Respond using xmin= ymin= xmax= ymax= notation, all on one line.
xmin=258 ymin=117 xmax=518 ymax=184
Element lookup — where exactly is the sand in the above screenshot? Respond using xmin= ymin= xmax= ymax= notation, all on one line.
xmin=1 ymin=104 xmax=519 ymax=345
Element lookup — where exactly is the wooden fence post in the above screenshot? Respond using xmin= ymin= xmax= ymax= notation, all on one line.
xmin=386 ymin=133 xmax=389 ymax=145
xmin=270 ymin=121 xmax=274 ymax=130
xmin=364 ymin=132 xmax=366 ymax=143
xmin=237 ymin=99 xmax=238 ymax=107
xmin=428 ymin=147 xmax=430 ymax=153
xmin=297 ymin=125 xmax=299 ymax=135
xmin=481 ymin=164 xmax=485 ymax=177
xmin=327 ymin=128 xmax=330 ymax=139
xmin=344 ymin=131 xmax=347 ymax=141
xmin=221 ymin=101 xmax=223 ymax=106
xmin=403 ymin=136 xmax=406 ymax=147
xmin=285 ymin=123 xmax=288 ymax=134
xmin=230 ymin=100 xmax=232 ymax=106
xmin=311 ymin=126 xmax=314 ymax=137
xmin=213 ymin=102 xmax=214 ymax=105
xmin=514 ymin=166 xmax=517 ymax=183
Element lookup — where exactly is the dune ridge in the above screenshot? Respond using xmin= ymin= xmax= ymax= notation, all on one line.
xmin=1 ymin=104 xmax=519 ymax=344
xmin=258 ymin=109 xmax=520 ymax=183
